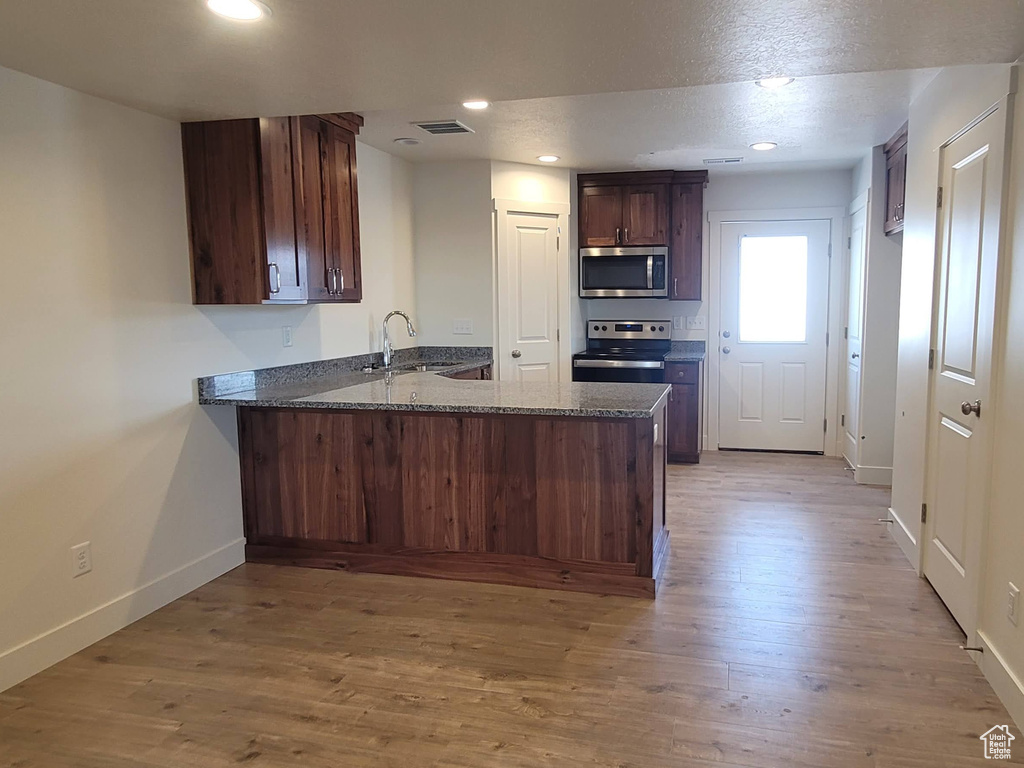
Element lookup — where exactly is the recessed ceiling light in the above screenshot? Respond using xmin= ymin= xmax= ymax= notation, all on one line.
xmin=537 ymin=155 xmax=560 ymax=163
xmin=756 ymin=77 xmax=794 ymax=89
xmin=206 ymin=0 xmax=270 ymax=20
xmin=393 ymin=137 xmax=421 ymax=146
xmin=750 ymin=142 xmax=778 ymax=151
xmin=462 ymin=100 xmax=490 ymax=110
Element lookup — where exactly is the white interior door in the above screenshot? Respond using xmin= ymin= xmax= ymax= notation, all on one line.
xmin=844 ymin=200 xmax=868 ymax=466
xmin=719 ymin=220 xmax=832 ymax=452
xmin=923 ymin=109 xmax=1006 ymax=636
xmin=496 ymin=209 xmax=561 ymax=382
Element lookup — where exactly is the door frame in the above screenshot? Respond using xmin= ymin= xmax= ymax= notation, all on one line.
xmin=492 ymin=198 xmax=572 ymax=381
xmin=708 ymin=207 xmax=846 ymax=456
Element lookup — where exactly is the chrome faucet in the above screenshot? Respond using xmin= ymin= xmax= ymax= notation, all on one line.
xmin=382 ymin=310 xmax=416 ymax=369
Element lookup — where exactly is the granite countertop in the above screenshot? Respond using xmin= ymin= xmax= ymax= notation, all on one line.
xmin=663 ymin=340 xmax=706 ymax=362
xmin=198 ymin=346 xmax=669 ymax=419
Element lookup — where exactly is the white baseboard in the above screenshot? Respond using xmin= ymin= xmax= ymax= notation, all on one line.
xmin=977 ymin=630 xmax=1024 ymax=731
xmin=854 ymin=465 xmax=893 ymax=486
xmin=0 ymin=537 xmax=245 ymax=693
xmin=888 ymin=506 xmax=921 ymax=574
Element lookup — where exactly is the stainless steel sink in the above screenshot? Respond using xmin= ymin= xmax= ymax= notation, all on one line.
xmin=398 ymin=361 xmax=462 ymax=372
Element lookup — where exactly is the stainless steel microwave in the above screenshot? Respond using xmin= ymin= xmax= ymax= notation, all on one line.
xmin=579 ymin=247 xmax=668 ymax=298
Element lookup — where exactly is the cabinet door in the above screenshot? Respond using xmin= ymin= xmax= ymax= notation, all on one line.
xmin=296 ymin=116 xmax=333 ymax=301
xmin=623 ymin=184 xmax=669 ymax=245
xmin=667 ymin=379 xmax=700 ymax=463
xmin=580 ymin=186 xmax=624 ymax=246
xmin=884 ymin=145 xmax=907 ymax=235
xmin=258 ymin=117 xmax=306 ymax=302
xmin=669 ymin=182 xmax=704 ymax=300
xmin=322 ymin=121 xmax=363 ymax=302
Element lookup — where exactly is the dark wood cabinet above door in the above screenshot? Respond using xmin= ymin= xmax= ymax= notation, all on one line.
xmin=578 ymin=170 xmax=707 ymax=300
xmin=884 ymin=123 xmax=908 ymax=236
xmin=182 ymin=112 xmax=363 ymax=305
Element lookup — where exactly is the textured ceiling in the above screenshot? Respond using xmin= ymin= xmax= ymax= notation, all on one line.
xmin=359 ymin=69 xmax=938 ymax=172
xmin=0 ymin=0 xmax=1020 ymax=121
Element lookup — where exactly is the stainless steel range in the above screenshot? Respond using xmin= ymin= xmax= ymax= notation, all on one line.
xmin=572 ymin=320 xmax=672 ymax=383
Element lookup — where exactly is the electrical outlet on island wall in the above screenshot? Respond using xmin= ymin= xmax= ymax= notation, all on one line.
xmin=452 ymin=319 xmax=474 ymax=335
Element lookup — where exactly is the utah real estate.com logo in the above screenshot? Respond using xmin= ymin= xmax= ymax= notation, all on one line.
xmin=980 ymin=725 xmax=1015 ymax=760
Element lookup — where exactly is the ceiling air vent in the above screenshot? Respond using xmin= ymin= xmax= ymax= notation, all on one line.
xmin=414 ymin=119 xmax=475 ymax=136
xmin=703 ymin=157 xmax=744 ymax=166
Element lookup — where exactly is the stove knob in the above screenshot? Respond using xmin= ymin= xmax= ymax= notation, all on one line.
xmin=659 ymin=325 xmax=665 ymax=332
xmin=593 ymin=325 xmax=600 ymax=331
xmin=602 ymin=325 xmax=608 ymax=331
xmin=650 ymin=326 xmax=656 ymax=332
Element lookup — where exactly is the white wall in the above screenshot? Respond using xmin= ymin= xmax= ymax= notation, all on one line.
xmin=411 ymin=161 xmax=493 ymax=345
xmin=845 ymin=148 xmax=903 ymax=484
xmin=412 ymin=160 xmax=572 ymax=348
xmin=889 ymin=64 xmax=1015 ymax=563
xmin=0 ymin=65 xmax=415 ymax=692
xmin=980 ymin=74 xmax=1024 ymax=728
xmin=583 ymin=169 xmax=854 ymax=337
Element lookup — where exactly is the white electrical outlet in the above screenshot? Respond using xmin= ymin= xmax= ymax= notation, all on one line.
xmin=452 ymin=318 xmax=474 ymax=335
xmin=281 ymin=326 xmax=293 ymax=348
xmin=71 ymin=542 xmax=92 ymax=578
xmin=672 ymin=316 xmax=684 ymax=331
xmin=686 ymin=315 xmax=707 ymax=331
xmin=1008 ymin=582 xmax=1020 ymax=626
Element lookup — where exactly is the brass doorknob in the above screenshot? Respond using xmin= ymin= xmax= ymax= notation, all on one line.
xmin=511 ymin=349 xmax=522 ymax=358
xmin=961 ymin=400 xmax=982 ymax=417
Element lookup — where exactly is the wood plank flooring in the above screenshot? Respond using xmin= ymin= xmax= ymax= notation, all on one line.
xmin=2 ymin=452 xmax=1020 ymax=767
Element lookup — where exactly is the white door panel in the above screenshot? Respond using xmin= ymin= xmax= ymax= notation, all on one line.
xmin=719 ymin=220 xmax=831 ymax=452
xmin=844 ymin=202 xmax=867 ymax=466
xmin=497 ymin=211 xmax=561 ymax=382
xmin=923 ymin=109 xmax=1006 ymax=636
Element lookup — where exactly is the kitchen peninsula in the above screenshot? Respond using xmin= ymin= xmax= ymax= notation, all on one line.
xmin=200 ymin=348 xmax=670 ymax=598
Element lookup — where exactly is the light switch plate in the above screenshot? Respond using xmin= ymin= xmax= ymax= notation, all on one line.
xmin=452 ymin=318 xmax=474 ymax=335
xmin=281 ymin=326 xmax=293 ymax=348
xmin=686 ymin=315 xmax=707 ymax=331
xmin=672 ymin=316 xmax=684 ymax=331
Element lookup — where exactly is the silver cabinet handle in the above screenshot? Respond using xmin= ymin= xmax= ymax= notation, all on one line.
xmin=269 ymin=262 xmax=281 ymax=294
xmin=961 ymin=400 xmax=982 ymax=417
xmin=511 ymin=349 xmax=522 ymax=358
xmin=722 ymin=346 xmax=731 ymax=354
xmin=338 ymin=267 xmax=345 ymax=295
xmin=624 ymin=228 xmax=629 ymax=243
xmin=615 ymin=227 xmax=621 ymax=244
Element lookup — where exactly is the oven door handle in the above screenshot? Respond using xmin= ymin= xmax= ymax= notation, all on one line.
xmin=573 ymin=359 xmax=665 ymax=369
xmin=647 ymin=255 xmax=654 ymax=290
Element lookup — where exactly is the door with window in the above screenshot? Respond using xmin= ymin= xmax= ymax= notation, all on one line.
xmin=719 ymin=220 xmax=832 ymax=451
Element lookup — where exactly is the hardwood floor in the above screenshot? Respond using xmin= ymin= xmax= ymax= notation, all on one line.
xmin=1 ymin=452 xmax=1019 ymax=767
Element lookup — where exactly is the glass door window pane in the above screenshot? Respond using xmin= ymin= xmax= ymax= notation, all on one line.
xmin=738 ymin=235 xmax=808 ymax=342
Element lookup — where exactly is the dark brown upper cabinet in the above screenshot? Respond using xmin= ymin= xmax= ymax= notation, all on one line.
xmin=884 ymin=123 xmax=908 ymax=236
xmin=182 ymin=112 xmax=363 ymax=305
xmin=578 ymin=170 xmax=707 ymax=300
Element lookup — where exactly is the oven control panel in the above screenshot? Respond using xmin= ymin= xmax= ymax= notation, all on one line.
xmin=588 ymin=321 xmax=672 ymax=340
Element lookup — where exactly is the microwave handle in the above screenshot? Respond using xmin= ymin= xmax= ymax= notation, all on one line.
xmin=647 ymin=255 xmax=654 ymax=290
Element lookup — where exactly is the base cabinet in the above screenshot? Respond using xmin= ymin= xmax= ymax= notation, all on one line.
xmin=666 ymin=361 xmax=702 ymax=463
xmin=237 ymin=405 xmax=668 ymax=597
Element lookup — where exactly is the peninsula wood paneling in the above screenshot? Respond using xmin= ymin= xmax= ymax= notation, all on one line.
xmin=237 ymin=407 xmax=667 ymax=596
